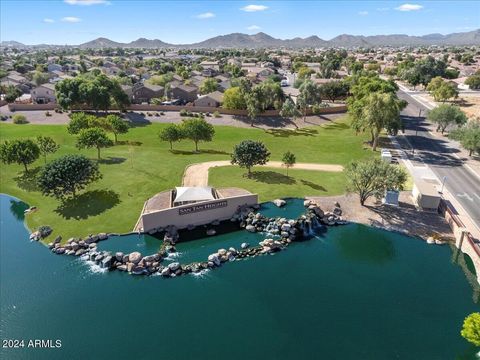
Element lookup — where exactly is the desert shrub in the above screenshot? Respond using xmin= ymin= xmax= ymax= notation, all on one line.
xmin=12 ymin=114 xmax=28 ymax=124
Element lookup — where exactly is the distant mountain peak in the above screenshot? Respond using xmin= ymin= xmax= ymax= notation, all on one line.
xmin=2 ymin=29 xmax=479 ymax=49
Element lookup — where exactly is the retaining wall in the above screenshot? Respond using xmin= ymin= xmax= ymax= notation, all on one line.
xmin=6 ymin=103 xmax=347 ymax=116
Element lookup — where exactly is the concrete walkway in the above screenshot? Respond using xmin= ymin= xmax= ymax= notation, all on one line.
xmin=182 ymin=160 xmax=344 ymax=187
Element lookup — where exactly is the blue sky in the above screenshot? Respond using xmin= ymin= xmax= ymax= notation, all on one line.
xmin=1 ymin=0 xmax=479 ymax=44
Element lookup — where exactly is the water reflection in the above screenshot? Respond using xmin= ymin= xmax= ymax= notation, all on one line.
xmin=336 ymin=226 xmax=395 ymax=264
xmin=8 ymin=199 xmax=28 ymax=222
xmin=452 ymin=247 xmax=480 ymax=304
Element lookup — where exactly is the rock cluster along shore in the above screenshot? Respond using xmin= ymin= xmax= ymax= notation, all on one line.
xmin=37 ymin=199 xmax=353 ymax=279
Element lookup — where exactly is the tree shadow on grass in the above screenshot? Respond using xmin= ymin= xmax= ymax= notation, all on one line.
xmin=300 ymin=179 xmax=327 ymax=192
xmin=170 ymin=149 xmax=230 ymax=155
xmin=98 ymin=157 xmax=127 ymax=165
xmin=250 ymin=171 xmax=296 ymax=185
xmin=116 ymin=140 xmax=143 ymax=146
xmin=14 ymin=167 xmax=42 ymax=192
xmin=323 ymin=122 xmax=350 ymax=131
xmin=54 ymin=189 xmax=120 ymax=220
xmin=265 ymin=128 xmax=318 ymax=138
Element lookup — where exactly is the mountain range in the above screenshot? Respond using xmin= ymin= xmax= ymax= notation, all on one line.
xmin=2 ymin=30 xmax=479 ymax=49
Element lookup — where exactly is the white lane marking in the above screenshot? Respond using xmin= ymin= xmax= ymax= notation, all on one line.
xmin=458 ymin=193 xmax=474 ymax=202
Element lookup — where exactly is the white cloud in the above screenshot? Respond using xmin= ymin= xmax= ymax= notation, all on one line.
xmin=376 ymin=7 xmax=389 ymax=12
xmin=241 ymin=4 xmax=268 ymax=12
xmin=61 ymin=16 xmax=82 ymax=23
xmin=64 ymin=0 xmax=110 ymax=5
xmin=196 ymin=12 xmax=215 ymax=19
xmin=43 ymin=18 xmax=55 ymax=23
xmin=247 ymin=25 xmax=261 ymax=30
xmin=358 ymin=11 xmax=368 ymax=16
xmin=395 ymin=4 xmax=424 ymax=11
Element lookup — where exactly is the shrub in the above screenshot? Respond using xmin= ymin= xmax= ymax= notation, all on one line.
xmin=12 ymin=114 xmax=28 ymax=124
xmin=45 ymin=111 xmax=52 ymax=117
xmin=179 ymin=109 xmax=188 ymax=117
xmin=213 ymin=111 xmax=221 ymax=118
xmin=38 ymin=225 xmax=53 ymax=238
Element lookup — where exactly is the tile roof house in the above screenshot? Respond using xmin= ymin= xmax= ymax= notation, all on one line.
xmin=171 ymin=84 xmax=198 ymax=103
xmin=194 ymin=90 xmax=224 ymax=107
xmin=132 ymin=82 xmax=164 ymax=104
xmin=31 ymin=83 xmax=56 ymax=104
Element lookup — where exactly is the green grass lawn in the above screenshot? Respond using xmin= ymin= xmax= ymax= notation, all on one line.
xmin=0 ymin=116 xmax=374 ymax=241
xmin=209 ymin=166 xmax=347 ymax=202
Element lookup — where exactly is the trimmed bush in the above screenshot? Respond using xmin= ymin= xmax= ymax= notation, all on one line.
xmin=12 ymin=114 xmax=28 ymax=124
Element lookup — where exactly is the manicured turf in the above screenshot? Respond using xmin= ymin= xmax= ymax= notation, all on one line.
xmin=0 ymin=116 xmax=374 ymax=241
xmin=209 ymin=166 xmax=347 ymax=202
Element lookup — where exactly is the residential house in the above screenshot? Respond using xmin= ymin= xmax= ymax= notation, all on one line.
xmin=194 ymin=91 xmax=224 ymax=107
xmin=199 ymin=61 xmax=220 ymax=71
xmin=47 ymin=63 xmax=63 ymax=73
xmin=31 ymin=83 xmax=56 ymax=104
xmin=171 ymin=84 xmax=198 ymax=103
xmin=242 ymin=66 xmax=275 ymax=78
xmin=202 ymin=67 xmax=218 ymax=77
xmin=132 ymin=82 xmax=164 ymax=104
xmin=218 ymin=80 xmax=231 ymax=92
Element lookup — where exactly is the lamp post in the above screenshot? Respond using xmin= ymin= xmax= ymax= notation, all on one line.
xmin=440 ymin=176 xmax=447 ymax=194
xmin=416 ymin=109 xmax=422 ymax=137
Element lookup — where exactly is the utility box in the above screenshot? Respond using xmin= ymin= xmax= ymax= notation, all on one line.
xmin=383 ymin=190 xmax=399 ymax=206
xmin=381 ymin=149 xmax=392 ymax=163
xmin=412 ymin=179 xmax=441 ymax=212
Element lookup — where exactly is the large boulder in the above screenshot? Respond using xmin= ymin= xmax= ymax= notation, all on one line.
xmin=245 ymin=225 xmax=256 ymax=233
xmin=168 ymin=262 xmax=180 ymax=271
xmin=128 ymin=252 xmax=142 ymax=264
xmin=101 ymin=256 xmax=113 ymax=269
xmin=273 ymin=199 xmax=286 ymax=207
xmin=115 ymin=252 xmax=124 ymax=261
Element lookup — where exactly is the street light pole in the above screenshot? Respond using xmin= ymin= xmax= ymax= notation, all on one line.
xmin=440 ymin=176 xmax=447 ymax=194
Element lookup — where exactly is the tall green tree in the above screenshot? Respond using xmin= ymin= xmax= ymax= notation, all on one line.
xmin=159 ymin=124 xmax=184 ymax=150
xmin=76 ymin=128 xmax=113 ymax=159
xmin=345 ymin=158 xmax=407 ymax=206
xmin=427 ymin=104 xmax=468 ymax=134
xmin=245 ymin=88 xmax=263 ymax=126
xmin=0 ymin=139 xmax=40 ymax=172
xmin=297 ymin=80 xmax=320 ymax=120
xmin=461 ymin=313 xmax=480 ymax=346
xmin=360 ymin=92 xmax=405 ymax=151
xmin=181 ymin=118 xmax=215 ymax=152
xmin=36 ymin=136 xmax=59 ymax=163
xmin=231 ymin=140 xmax=270 ymax=177
xmin=4 ymin=85 xmax=22 ymax=103
xmin=282 ymin=151 xmax=296 ymax=177
xmin=318 ymin=81 xmax=349 ymax=103
xmin=280 ymin=98 xmax=301 ymax=129
xmin=105 ymin=114 xmax=129 ymax=143
xmin=449 ymin=118 xmax=480 ymax=156
xmin=67 ymin=112 xmax=95 ymax=134
xmin=199 ymin=78 xmax=218 ymax=94
xmin=465 ymin=73 xmax=480 ymax=90
xmin=222 ymin=87 xmax=246 ymax=110
xmin=37 ymin=154 xmax=102 ymax=199
xmin=427 ymin=77 xmax=458 ymax=102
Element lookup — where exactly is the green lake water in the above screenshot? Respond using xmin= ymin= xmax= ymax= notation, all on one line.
xmin=1 ymin=194 xmax=479 ymax=359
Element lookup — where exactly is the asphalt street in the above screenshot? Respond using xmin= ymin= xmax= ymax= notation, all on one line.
xmin=396 ymin=90 xmax=480 ymax=229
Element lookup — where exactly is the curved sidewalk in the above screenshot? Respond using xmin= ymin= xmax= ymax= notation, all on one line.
xmin=182 ymin=160 xmax=343 ymax=187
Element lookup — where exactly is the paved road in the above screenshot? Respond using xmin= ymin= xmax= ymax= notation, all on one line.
xmin=396 ymin=90 xmax=480 ymax=229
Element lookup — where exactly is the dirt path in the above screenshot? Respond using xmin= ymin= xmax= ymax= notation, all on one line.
xmin=182 ymin=160 xmax=344 ymax=187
